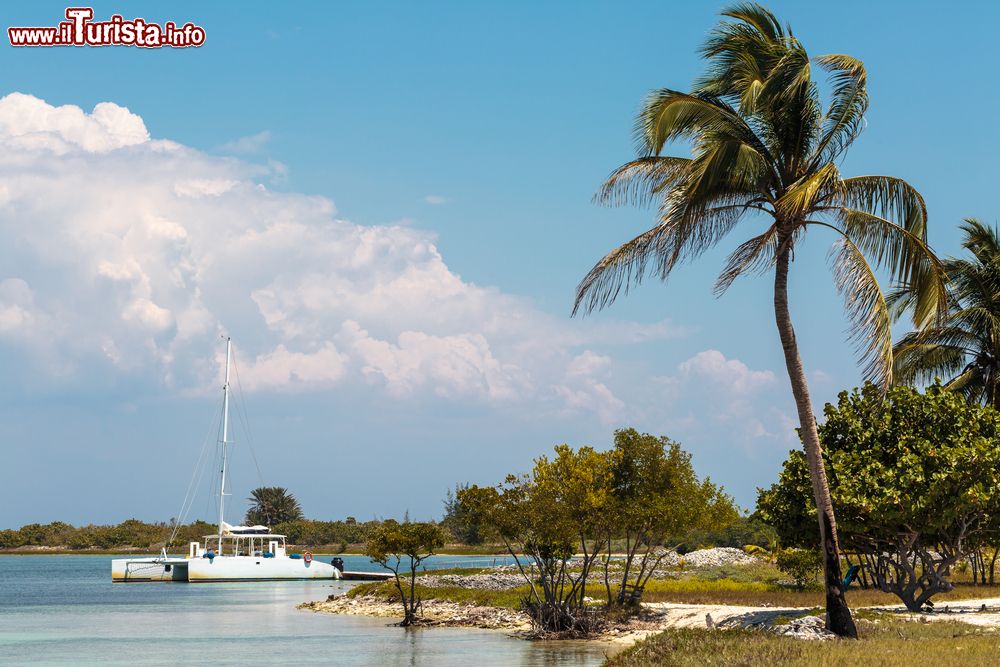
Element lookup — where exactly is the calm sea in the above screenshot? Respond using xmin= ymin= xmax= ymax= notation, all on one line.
xmin=0 ymin=555 xmax=613 ymax=666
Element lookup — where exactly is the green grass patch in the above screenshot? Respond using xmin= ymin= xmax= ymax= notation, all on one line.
xmin=347 ymin=580 xmax=529 ymax=608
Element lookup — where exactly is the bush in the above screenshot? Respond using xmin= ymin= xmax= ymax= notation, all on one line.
xmin=758 ymin=383 xmax=1000 ymax=610
xmin=775 ymin=548 xmax=822 ymax=590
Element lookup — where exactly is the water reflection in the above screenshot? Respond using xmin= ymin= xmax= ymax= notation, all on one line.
xmin=0 ymin=556 xmax=615 ymax=666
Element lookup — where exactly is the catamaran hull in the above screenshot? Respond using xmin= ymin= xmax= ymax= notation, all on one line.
xmin=186 ymin=556 xmax=340 ymax=581
xmin=111 ymin=557 xmax=190 ymax=582
xmin=112 ymin=556 xmax=340 ymax=582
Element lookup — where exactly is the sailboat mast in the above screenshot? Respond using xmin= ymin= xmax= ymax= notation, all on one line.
xmin=217 ymin=337 xmax=232 ymax=553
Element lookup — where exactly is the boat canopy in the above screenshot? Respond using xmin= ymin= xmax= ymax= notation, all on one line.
xmin=218 ymin=521 xmax=270 ymax=535
xmin=203 ymin=532 xmax=287 ymax=540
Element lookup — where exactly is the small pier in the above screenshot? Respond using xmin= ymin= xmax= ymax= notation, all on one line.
xmin=341 ymin=570 xmax=394 ymax=581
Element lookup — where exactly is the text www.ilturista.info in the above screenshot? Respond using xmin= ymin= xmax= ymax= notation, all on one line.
xmin=8 ymin=7 xmax=205 ymax=48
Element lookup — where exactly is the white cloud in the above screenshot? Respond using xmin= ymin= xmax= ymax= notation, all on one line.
xmin=218 ymin=130 xmax=272 ymax=154
xmin=174 ymin=179 xmax=239 ymax=198
xmin=676 ymin=349 xmax=775 ymax=395
xmin=555 ymin=381 xmax=625 ymax=426
xmin=565 ymin=350 xmax=612 ymax=378
xmin=0 ymin=93 xmax=147 ymax=154
xmin=651 ymin=349 xmax=786 ymax=450
xmin=341 ymin=321 xmax=528 ymax=400
xmin=0 ymin=278 xmax=38 ymax=334
xmin=423 ymin=195 xmax=449 ymax=205
xmin=0 ymin=92 xmax=685 ymax=425
xmin=237 ymin=342 xmax=347 ymax=391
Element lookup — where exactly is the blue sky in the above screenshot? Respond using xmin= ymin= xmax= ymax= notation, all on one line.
xmin=1 ymin=1 xmax=998 ymax=527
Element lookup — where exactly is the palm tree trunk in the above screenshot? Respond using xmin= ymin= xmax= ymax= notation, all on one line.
xmin=774 ymin=239 xmax=858 ymax=638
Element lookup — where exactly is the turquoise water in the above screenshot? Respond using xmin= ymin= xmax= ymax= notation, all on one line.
xmin=0 ymin=556 xmax=612 ymax=666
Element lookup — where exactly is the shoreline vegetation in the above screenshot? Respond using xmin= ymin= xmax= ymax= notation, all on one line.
xmin=0 ymin=546 xmax=505 ymax=556
xmin=0 ymin=544 xmax=510 ymax=558
xmin=299 ymin=552 xmax=1000 ymax=661
xmin=0 ymin=517 xmax=508 ymax=557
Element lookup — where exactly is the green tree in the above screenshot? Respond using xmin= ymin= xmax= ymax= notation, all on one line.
xmin=894 ymin=219 xmax=1000 ymax=409
xmin=245 ymin=486 xmax=303 ymax=526
xmin=441 ymin=483 xmax=482 ymax=545
xmin=757 ymin=383 xmax=1000 ymax=610
xmin=364 ymin=520 xmax=447 ymax=626
xmin=572 ymin=3 xmax=947 ymax=636
xmin=460 ymin=446 xmax=613 ymax=635
xmin=607 ymin=429 xmax=737 ymax=606
xmin=460 ymin=433 xmax=731 ymax=631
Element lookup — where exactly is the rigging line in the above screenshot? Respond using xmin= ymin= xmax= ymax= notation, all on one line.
xmin=206 ymin=404 xmax=226 ymax=525
xmin=167 ymin=394 xmax=223 ymax=546
xmin=169 ymin=396 xmax=224 ymax=545
xmin=230 ymin=349 xmax=266 ymax=491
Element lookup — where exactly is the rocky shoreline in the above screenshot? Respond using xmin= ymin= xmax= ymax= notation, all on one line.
xmin=298 ymin=542 xmax=1000 ymax=646
xmin=299 ymin=595 xmax=533 ymax=632
xmin=299 ymin=592 xmax=837 ymax=643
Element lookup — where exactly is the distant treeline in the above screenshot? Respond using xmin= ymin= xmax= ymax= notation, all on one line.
xmin=0 ymin=517 xmax=398 ymax=550
xmin=0 ymin=514 xmax=772 ymax=552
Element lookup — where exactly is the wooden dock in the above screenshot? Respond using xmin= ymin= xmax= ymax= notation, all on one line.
xmin=341 ymin=570 xmax=394 ymax=581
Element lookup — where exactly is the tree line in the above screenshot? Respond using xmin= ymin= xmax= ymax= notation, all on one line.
xmin=0 ymin=517 xmax=379 ymax=551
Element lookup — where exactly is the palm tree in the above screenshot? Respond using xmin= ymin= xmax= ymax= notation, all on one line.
xmin=245 ymin=486 xmax=304 ymax=526
xmin=573 ymin=3 xmax=947 ymax=637
xmin=893 ymin=219 xmax=1000 ymax=409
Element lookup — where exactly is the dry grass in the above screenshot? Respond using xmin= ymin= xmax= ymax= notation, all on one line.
xmin=639 ymin=579 xmax=1000 ymax=608
xmin=325 ymin=547 xmax=1000 ymax=619
xmin=351 ymin=563 xmax=1000 ymax=611
xmin=605 ymin=617 xmax=1000 ymax=667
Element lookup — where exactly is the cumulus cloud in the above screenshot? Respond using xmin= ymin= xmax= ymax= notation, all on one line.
xmin=0 ymin=92 xmax=688 ymax=424
xmin=174 ymin=179 xmax=239 ymax=198
xmin=0 ymin=92 xmax=148 ymax=154
xmin=555 ymin=351 xmax=625 ymax=425
xmin=237 ymin=342 xmax=347 ymax=391
xmin=676 ymin=349 xmax=775 ymax=396
xmin=423 ymin=195 xmax=449 ymax=205
xmin=652 ymin=349 xmax=789 ymax=451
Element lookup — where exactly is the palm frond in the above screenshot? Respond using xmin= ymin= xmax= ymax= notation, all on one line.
xmin=714 ymin=223 xmax=780 ymax=294
xmin=594 ymin=157 xmax=692 ymax=208
xmin=573 ymin=198 xmax=754 ymax=315
xmin=685 ymin=138 xmax=769 ymax=202
xmin=775 ymin=162 xmax=840 ymax=219
xmin=892 ymin=339 xmax=967 ymax=386
xmin=633 ymin=89 xmax=773 ymax=166
xmin=833 ymin=207 xmax=948 ymax=328
xmin=811 ymin=54 xmax=868 ymax=165
xmin=573 ymin=224 xmax=665 ymax=316
xmin=718 ymin=3 xmax=785 ymax=42
xmin=832 ymin=176 xmax=927 ymax=237
xmin=959 ymin=217 xmax=1000 ymax=261
xmin=829 ymin=236 xmax=893 ymax=386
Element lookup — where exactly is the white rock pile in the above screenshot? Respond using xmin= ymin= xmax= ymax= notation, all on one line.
xmin=771 ymin=615 xmax=835 ymax=640
xmin=678 ymin=547 xmax=759 ymax=568
xmin=301 ymin=594 xmax=532 ymax=630
xmin=419 ymin=572 xmax=525 ymax=591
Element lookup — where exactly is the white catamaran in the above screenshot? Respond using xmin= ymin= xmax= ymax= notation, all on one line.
xmin=112 ymin=338 xmax=341 ymax=582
